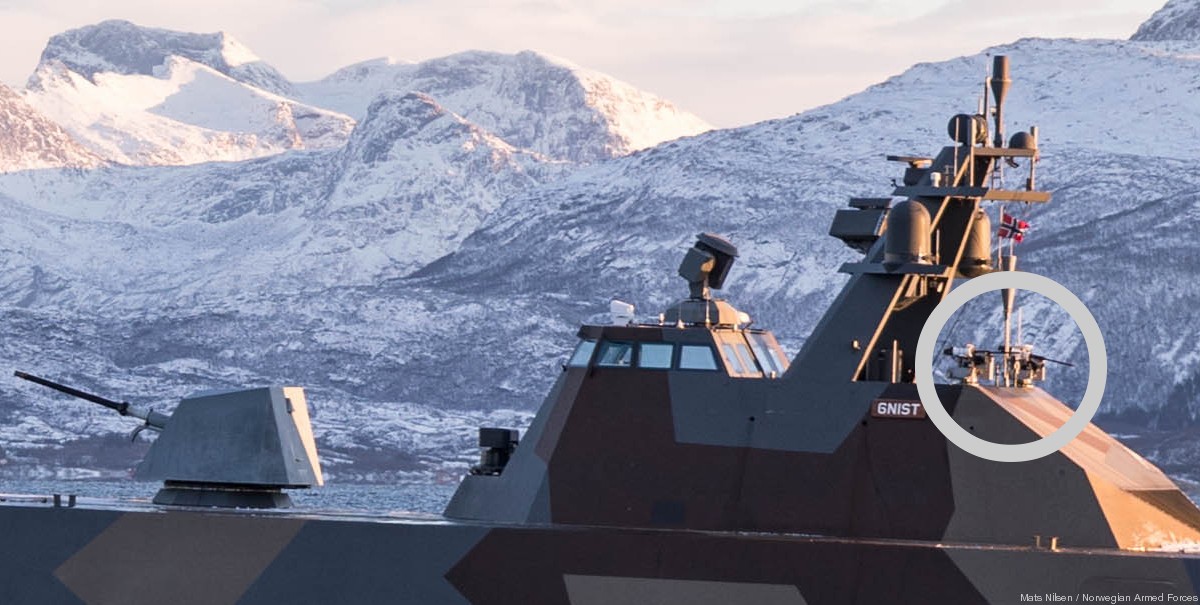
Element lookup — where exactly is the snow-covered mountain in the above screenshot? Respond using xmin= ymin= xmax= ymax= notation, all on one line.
xmin=0 ymin=94 xmax=559 ymax=301
xmin=297 ymin=50 xmax=712 ymax=162
xmin=24 ymin=21 xmax=356 ymax=165
xmin=315 ymin=91 xmax=557 ymax=277
xmin=1132 ymin=0 xmax=1200 ymax=41
xmin=2 ymin=6 xmax=1200 ymax=482
xmin=39 ymin=19 xmax=294 ymax=96
xmin=12 ymin=21 xmax=709 ymax=170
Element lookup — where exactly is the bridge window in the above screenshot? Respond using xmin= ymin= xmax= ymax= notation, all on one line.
xmin=638 ymin=343 xmax=674 ymax=369
xmin=721 ymin=343 xmax=746 ymax=374
xmin=748 ymin=332 xmax=789 ymax=376
xmin=679 ymin=345 xmax=718 ymax=370
xmin=567 ymin=339 xmax=596 ymax=367
xmin=747 ymin=334 xmax=777 ymax=375
xmin=596 ymin=341 xmax=635 ymax=367
xmin=735 ymin=343 xmax=760 ymax=375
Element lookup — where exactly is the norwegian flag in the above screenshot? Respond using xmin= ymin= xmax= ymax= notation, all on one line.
xmin=998 ymin=210 xmax=1029 ymax=242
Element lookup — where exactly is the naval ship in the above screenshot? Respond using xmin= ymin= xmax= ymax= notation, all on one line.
xmin=4 ymin=57 xmax=1200 ymax=604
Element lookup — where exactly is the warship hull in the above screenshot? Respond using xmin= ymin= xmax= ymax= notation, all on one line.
xmin=4 ymin=499 xmax=1200 ymax=604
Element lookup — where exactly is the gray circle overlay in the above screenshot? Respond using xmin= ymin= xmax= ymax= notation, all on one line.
xmin=914 ymin=271 xmax=1107 ymax=462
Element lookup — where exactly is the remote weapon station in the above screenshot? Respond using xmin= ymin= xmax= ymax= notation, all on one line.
xmin=5 ymin=57 xmax=1200 ymax=604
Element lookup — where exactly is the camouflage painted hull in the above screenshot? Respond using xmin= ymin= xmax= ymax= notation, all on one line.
xmin=3 ymin=500 xmax=1199 ymax=604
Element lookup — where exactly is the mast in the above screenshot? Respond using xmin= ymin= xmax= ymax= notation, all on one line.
xmin=794 ymin=55 xmax=1047 ymax=387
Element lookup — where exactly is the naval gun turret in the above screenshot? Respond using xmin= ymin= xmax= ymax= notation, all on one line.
xmin=13 ymin=371 xmax=323 ymax=508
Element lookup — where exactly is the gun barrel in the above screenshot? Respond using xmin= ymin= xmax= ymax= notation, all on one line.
xmin=13 ymin=371 xmax=167 ymax=430
xmin=14 ymin=371 xmax=129 ymax=413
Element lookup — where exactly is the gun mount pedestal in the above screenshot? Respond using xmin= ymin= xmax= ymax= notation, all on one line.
xmin=152 ymin=481 xmax=295 ymax=508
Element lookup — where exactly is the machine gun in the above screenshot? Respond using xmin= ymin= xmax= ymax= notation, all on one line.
xmin=14 ymin=371 xmax=169 ymax=439
xmin=942 ymin=344 xmax=1073 ymax=387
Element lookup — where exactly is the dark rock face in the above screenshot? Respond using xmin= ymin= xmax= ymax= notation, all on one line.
xmin=1131 ymin=0 xmax=1200 ymax=42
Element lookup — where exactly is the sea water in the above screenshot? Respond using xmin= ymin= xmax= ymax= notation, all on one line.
xmin=0 ymin=478 xmax=458 ymax=513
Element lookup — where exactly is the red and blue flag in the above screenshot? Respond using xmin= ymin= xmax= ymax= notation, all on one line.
xmin=999 ymin=211 xmax=1029 ymax=242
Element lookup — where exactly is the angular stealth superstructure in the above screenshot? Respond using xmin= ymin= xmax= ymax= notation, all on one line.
xmin=4 ymin=57 xmax=1200 ymax=604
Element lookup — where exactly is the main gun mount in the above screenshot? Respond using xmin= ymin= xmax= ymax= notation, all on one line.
xmin=13 ymin=370 xmax=322 ymax=508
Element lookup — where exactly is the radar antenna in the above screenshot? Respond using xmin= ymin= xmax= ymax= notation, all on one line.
xmin=663 ymin=233 xmax=743 ymax=327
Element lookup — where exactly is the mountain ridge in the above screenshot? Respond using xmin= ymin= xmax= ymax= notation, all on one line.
xmin=1131 ymin=0 xmax=1200 ymax=41
xmin=16 ymin=21 xmax=712 ymax=169
xmin=24 ymin=56 xmax=355 ymax=165
xmin=296 ymin=48 xmax=712 ymax=162
xmin=0 ymin=82 xmax=102 ymax=172
xmin=2 ymin=9 xmax=1199 ymax=481
xmin=39 ymin=19 xmax=295 ymax=95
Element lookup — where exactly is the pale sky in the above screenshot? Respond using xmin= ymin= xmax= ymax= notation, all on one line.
xmin=0 ymin=0 xmax=1168 ymax=127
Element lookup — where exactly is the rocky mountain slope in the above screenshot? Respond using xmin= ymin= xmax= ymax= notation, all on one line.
xmin=15 ymin=21 xmax=710 ymax=168
xmin=296 ymin=50 xmax=712 ymax=162
xmin=39 ymin=19 xmax=295 ymax=95
xmin=1132 ymin=0 xmax=1200 ymax=41
xmin=0 ymin=83 xmax=102 ymax=172
xmin=24 ymin=21 xmax=355 ymax=165
xmin=1 ymin=7 xmax=1199 ymax=481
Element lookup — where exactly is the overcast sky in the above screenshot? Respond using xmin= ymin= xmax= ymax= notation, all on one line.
xmin=0 ymin=0 xmax=1167 ymax=127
